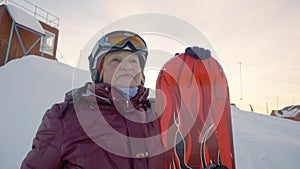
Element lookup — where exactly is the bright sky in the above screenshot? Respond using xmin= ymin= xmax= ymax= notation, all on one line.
xmin=14 ymin=0 xmax=300 ymax=114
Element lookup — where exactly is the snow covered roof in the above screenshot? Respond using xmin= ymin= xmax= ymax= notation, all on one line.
xmin=6 ymin=4 xmax=45 ymax=35
xmin=272 ymin=105 xmax=300 ymax=118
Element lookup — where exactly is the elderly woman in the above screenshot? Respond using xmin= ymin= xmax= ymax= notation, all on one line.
xmin=21 ymin=30 xmax=165 ymax=169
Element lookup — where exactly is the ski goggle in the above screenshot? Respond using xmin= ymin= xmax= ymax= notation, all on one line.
xmin=98 ymin=31 xmax=147 ymax=52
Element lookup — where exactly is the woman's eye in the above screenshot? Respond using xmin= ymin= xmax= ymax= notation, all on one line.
xmin=129 ymin=59 xmax=138 ymax=64
xmin=111 ymin=58 xmax=121 ymax=63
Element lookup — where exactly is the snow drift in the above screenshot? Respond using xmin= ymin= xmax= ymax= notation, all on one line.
xmin=0 ymin=56 xmax=299 ymax=169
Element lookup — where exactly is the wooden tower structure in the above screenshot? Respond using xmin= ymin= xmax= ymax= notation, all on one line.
xmin=0 ymin=0 xmax=59 ymax=66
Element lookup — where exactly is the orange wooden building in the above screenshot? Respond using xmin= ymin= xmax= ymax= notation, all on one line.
xmin=0 ymin=1 xmax=59 ymax=66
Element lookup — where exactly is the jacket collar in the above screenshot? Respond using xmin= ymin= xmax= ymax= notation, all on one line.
xmin=82 ymin=83 xmax=151 ymax=110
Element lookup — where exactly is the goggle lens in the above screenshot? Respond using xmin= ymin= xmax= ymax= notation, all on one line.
xmin=102 ymin=31 xmax=147 ymax=49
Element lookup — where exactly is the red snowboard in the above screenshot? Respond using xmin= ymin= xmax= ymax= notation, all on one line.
xmin=156 ymin=48 xmax=235 ymax=169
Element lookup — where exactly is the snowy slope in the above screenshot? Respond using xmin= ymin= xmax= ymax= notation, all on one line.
xmin=0 ymin=56 xmax=299 ymax=169
xmin=232 ymin=106 xmax=300 ymax=168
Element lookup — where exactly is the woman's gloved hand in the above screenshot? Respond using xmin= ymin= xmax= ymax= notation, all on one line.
xmin=185 ymin=46 xmax=211 ymax=60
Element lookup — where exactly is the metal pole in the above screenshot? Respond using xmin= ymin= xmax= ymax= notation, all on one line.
xmin=34 ymin=6 xmax=37 ymax=18
xmin=25 ymin=36 xmax=42 ymax=55
xmin=266 ymin=102 xmax=269 ymax=115
xmin=277 ymin=96 xmax=279 ymax=109
xmin=14 ymin=25 xmax=27 ymax=54
xmin=239 ymin=62 xmax=243 ymax=100
xmin=46 ymin=13 xmax=49 ymax=24
xmin=41 ymin=35 xmax=45 ymax=57
xmin=292 ymin=97 xmax=295 ymax=105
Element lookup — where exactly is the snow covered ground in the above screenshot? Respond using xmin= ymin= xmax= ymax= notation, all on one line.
xmin=0 ymin=56 xmax=299 ymax=169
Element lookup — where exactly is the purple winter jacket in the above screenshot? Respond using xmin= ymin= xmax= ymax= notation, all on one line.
xmin=21 ymin=83 xmax=165 ymax=169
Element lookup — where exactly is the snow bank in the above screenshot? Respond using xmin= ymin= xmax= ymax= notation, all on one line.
xmin=0 ymin=56 xmax=90 ymax=168
xmin=232 ymin=106 xmax=300 ymax=168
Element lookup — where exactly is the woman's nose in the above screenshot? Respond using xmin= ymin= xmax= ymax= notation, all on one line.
xmin=120 ymin=60 xmax=132 ymax=69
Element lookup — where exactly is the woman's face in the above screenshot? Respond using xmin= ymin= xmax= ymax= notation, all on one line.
xmin=102 ymin=51 xmax=142 ymax=87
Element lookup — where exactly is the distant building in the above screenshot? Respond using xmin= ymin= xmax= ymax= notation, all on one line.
xmin=0 ymin=0 xmax=59 ymax=66
xmin=271 ymin=105 xmax=300 ymax=122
